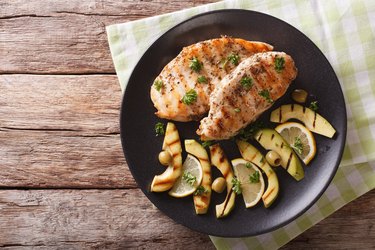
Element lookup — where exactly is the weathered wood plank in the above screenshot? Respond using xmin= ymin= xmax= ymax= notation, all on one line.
xmin=0 ymin=189 xmax=215 ymax=249
xmin=0 ymin=189 xmax=373 ymax=249
xmin=0 ymin=0 xmax=217 ymax=74
xmin=0 ymin=74 xmax=136 ymax=188
xmin=0 ymin=74 xmax=121 ymax=132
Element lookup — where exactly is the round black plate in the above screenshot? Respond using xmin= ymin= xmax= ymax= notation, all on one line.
xmin=120 ymin=9 xmax=346 ymax=237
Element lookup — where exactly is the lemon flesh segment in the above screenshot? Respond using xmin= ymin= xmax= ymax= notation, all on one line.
xmin=168 ymin=154 xmax=203 ymax=198
xmin=232 ymin=158 xmax=265 ymax=208
xmin=275 ymin=122 xmax=317 ymax=165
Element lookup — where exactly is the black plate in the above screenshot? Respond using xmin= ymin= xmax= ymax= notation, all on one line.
xmin=120 ymin=10 xmax=346 ymax=237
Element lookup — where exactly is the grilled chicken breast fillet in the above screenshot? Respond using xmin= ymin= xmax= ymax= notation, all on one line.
xmin=197 ymin=52 xmax=297 ymax=140
xmin=150 ymin=37 xmax=273 ymax=121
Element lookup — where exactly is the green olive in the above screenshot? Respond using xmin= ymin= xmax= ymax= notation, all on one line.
xmin=212 ymin=177 xmax=226 ymax=193
xmin=158 ymin=150 xmax=172 ymax=166
xmin=291 ymin=89 xmax=308 ymax=103
xmin=266 ymin=150 xmax=281 ymax=167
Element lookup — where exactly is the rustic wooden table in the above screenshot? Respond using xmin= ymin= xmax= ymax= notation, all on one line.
xmin=1 ymin=1 xmax=374 ymax=249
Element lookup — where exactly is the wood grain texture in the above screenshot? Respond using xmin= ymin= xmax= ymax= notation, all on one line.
xmin=0 ymin=189 xmax=215 ymax=249
xmin=0 ymin=0 xmax=217 ymax=74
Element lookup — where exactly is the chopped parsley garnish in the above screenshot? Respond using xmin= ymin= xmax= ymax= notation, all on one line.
xmin=228 ymin=53 xmax=240 ymax=66
xmin=197 ymin=75 xmax=207 ymax=83
xmin=153 ymin=79 xmax=164 ymax=92
xmin=240 ymin=76 xmax=253 ymax=90
xmin=231 ymin=177 xmax=242 ymax=195
xmin=259 ymin=89 xmax=273 ymax=103
xmin=309 ymin=101 xmax=319 ymax=111
xmin=234 ymin=108 xmax=241 ymax=113
xmin=201 ymin=140 xmax=214 ymax=148
xmin=189 ymin=57 xmax=203 ymax=72
xmin=181 ymin=89 xmax=198 ymax=105
xmin=194 ymin=185 xmax=207 ymax=196
xmin=249 ymin=171 xmax=260 ymax=183
xmin=237 ymin=121 xmax=264 ymax=141
xmin=245 ymin=162 xmax=252 ymax=168
xmin=292 ymin=137 xmax=303 ymax=155
xmin=275 ymin=56 xmax=285 ymax=73
xmin=154 ymin=122 xmax=165 ymax=136
xmin=183 ymin=171 xmax=196 ymax=186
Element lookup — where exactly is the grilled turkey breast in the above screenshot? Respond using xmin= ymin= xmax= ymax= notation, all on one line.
xmin=150 ymin=37 xmax=273 ymax=121
xmin=197 ymin=52 xmax=297 ymax=140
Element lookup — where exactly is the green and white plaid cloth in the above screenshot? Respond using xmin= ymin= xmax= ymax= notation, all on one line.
xmin=107 ymin=0 xmax=375 ymax=249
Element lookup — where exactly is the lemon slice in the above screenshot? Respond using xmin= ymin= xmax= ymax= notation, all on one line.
xmin=275 ymin=122 xmax=317 ymax=165
xmin=232 ymin=158 xmax=265 ymax=208
xmin=168 ymin=154 xmax=203 ymax=198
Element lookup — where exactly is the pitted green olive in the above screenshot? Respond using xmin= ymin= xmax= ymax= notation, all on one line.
xmin=212 ymin=177 xmax=226 ymax=193
xmin=291 ymin=89 xmax=308 ymax=103
xmin=158 ymin=150 xmax=172 ymax=166
xmin=266 ymin=150 xmax=281 ymax=167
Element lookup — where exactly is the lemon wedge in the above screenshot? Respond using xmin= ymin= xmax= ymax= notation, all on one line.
xmin=275 ymin=122 xmax=317 ymax=165
xmin=168 ymin=154 xmax=203 ymax=198
xmin=232 ymin=158 xmax=265 ymax=208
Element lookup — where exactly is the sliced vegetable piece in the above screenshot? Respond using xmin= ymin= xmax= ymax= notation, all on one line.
xmin=150 ymin=122 xmax=182 ymax=192
xmin=185 ymin=139 xmax=212 ymax=215
xmin=209 ymin=144 xmax=236 ymax=218
xmin=270 ymin=104 xmax=336 ymax=138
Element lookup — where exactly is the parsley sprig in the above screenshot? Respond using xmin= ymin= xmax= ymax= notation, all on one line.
xmin=240 ymin=75 xmax=253 ymax=90
xmin=227 ymin=53 xmax=240 ymax=66
xmin=197 ymin=75 xmax=207 ymax=84
xmin=154 ymin=122 xmax=165 ymax=136
xmin=182 ymin=171 xmax=196 ymax=186
xmin=249 ymin=171 xmax=260 ymax=183
xmin=231 ymin=177 xmax=242 ymax=195
xmin=181 ymin=89 xmax=198 ymax=105
xmin=259 ymin=89 xmax=273 ymax=103
xmin=275 ymin=56 xmax=285 ymax=73
xmin=194 ymin=186 xmax=207 ymax=196
xmin=237 ymin=121 xmax=264 ymax=141
xmin=153 ymin=79 xmax=164 ymax=92
xmin=189 ymin=57 xmax=203 ymax=72
xmin=292 ymin=137 xmax=303 ymax=155
xmin=309 ymin=101 xmax=319 ymax=111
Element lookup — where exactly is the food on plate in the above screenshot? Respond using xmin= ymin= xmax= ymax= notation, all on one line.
xmin=197 ymin=52 xmax=298 ymax=140
xmin=150 ymin=37 xmax=273 ymax=122
xmin=151 ymin=122 xmax=182 ymax=192
xmin=291 ymin=89 xmax=308 ymax=103
xmin=236 ymin=140 xmax=279 ymax=207
xmin=168 ymin=154 xmax=203 ymax=197
xmin=265 ymin=150 xmax=281 ymax=167
xmin=212 ymin=177 xmax=226 ymax=193
xmin=270 ymin=104 xmax=336 ymax=138
xmin=210 ymin=144 xmax=236 ymax=218
xmin=275 ymin=122 xmax=317 ymax=164
xmin=254 ymin=128 xmax=304 ymax=181
xmin=185 ymin=140 xmax=212 ymax=214
xmin=232 ymin=158 xmax=265 ymax=208
xmin=158 ymin=150 xmax=172 ymax=166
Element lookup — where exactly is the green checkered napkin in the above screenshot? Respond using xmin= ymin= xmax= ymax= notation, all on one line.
xmin=107 ymin=0 xmax=375 ymax=249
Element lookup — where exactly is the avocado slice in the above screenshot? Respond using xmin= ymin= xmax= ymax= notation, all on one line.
xmin=236 ymin=140 xmax=279 ymax=208
xmin=185 ymin=140 xmax=212 ymax=215
xmin=254 ymin=128 xmax=304 ymax=181
xmin=209 ymin=144 xmax=236 ymax=218
xmin=270 ymin=104 xmax=336 ymax=138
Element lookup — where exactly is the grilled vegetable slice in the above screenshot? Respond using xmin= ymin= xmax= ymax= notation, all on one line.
xmin=236 ymin=140 xmax=279 ymax=207
xmin=270 ymin=104 xmax=336 ymax=138
xmin=151 ymin=122 xmax=182 ymax=192
xmin=209 ymin=144 xmax=236 ymax=218
xmin=185 ymin=140 xmax=212 ymax=215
